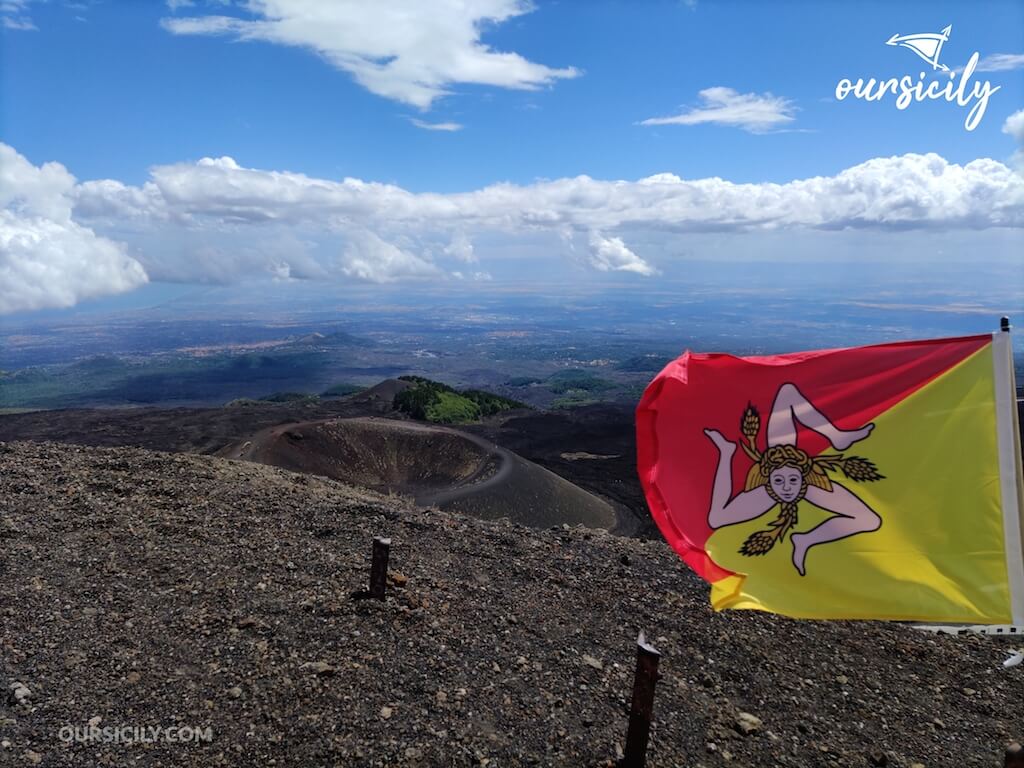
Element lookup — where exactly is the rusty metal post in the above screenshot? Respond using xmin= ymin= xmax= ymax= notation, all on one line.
xmin=369 ymin=537 xmax=391 ymax=601
xmin=621 ymin=631 xmax=661 ymax=768
xmin=1006 ymin=742 xmax=1024 ymax=768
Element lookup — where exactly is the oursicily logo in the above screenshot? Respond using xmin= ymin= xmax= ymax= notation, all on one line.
xmin=834 ymin=24 xmax=1000 ymax=131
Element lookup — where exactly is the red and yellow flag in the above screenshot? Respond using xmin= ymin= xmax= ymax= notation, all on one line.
xmin=636 ymin=332 xmax=1024 ymax=624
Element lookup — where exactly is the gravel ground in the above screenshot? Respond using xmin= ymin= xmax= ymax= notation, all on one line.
xmin=1 ymin=440 xmax=1022 ymax=767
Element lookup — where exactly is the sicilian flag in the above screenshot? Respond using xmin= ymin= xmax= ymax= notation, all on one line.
xmin=636 ymin=331 xmax=1024 ymax=624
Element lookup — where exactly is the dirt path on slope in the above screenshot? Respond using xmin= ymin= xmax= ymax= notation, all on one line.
xmin=220 ymin=416 xmax=638 ymax=535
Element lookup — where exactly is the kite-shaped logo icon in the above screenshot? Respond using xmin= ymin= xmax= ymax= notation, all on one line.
xmin=886 ymin=24 xmax=952 ymax=71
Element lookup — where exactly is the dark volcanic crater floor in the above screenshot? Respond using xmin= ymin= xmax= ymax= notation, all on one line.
xmin=463 ymin=403 xmax=654 ymax=537
xmin=0 ymin=393 xmax=650 ymax=536
xmin=217 ymin=416 xmax=631 ymax=534
xmin=1 ymin=440 xmax=1022 ymax=767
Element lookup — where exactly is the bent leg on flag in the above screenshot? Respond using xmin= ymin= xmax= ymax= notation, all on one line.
xmin=768 ymin=382 xmax=874 ymax=451
xmin=793 ymin=484 xmax=882 ymax=575
xmin=704 ymin=428 xmax=774 ymax=528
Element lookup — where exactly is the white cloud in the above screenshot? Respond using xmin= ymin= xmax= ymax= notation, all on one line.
xmin=410 ymin=118 xmax=463 ymax=132
xmin=104 ymin=150 xmax=1022 ymax=233
xmin=641 ymin=87 xmax=796 ymax=133
xmin=74 ymin=178 xmax=169 ymax=222
xmin=160 ymin=0 xmax=579 ymax=109
xmin=1003 ymin=109 xmax=1024 ymax=171
xmin=443 ymin=231 xmax=476 ymax=262
xmin=0 ymin=145 xmax=147 ymax=314
xmin=0 ymin=213 xmax=147 ymax=314
xmin=2 ymin=15 xmax=35 ymax=29
xmin=4 ymin=142 xmax=1023 ymax=311
xmin=587 ymin=232 xmax=656 ymax=275
xmin=1003 ymin=109 xmax=1024 ymax=143
xmin=339 ymin=229 xmax=440 ymax=283
xmin=165 ymin=0 xmax=195 ymax=10
xmin=1 ymin=0 xmax=36 ymax=30
xmin=451 ymin=270 xmax=491 ymax=281
xmin=976 ymin=53 xmax=1024 ymax=72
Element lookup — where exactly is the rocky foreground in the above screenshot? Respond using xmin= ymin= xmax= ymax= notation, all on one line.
xmin=1 ymin=441 xmax=1022 ymax=767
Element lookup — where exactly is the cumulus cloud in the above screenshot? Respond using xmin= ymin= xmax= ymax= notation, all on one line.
xmin=160 ymin=0 xmax=579 ymax=109
xmin=587 ymin=232 xmax=656 ymax=275
xmin=4 ymin=142 xmax=1024 ymax=311
xmin=339 ymin=230 xmax=440 ymax=283
xmin=71 ymin=150 xmax=1024 ymax=288
xmin=0 ymin=214 xmax=147 ymax=313
xmin=443 ymin=231 xmax=476 ymax=263
xmin=93 ymin=150 xmax=1022 ymax=233
xmin=74 ymin=178 xmax=169 ymax=223
xmin=1003 ymin=110 xmax=1024 ymax=142
xmin=1004 ymin=109 xmax=1024 ymax=171
xmin=0 ymin=145 xmax=147 ymax=314
xmin=641 ymin=87 xmax=797 ymax=133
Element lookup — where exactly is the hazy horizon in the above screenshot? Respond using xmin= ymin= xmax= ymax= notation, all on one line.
xmin=2 ymin=0 xmax=1022 ymax=334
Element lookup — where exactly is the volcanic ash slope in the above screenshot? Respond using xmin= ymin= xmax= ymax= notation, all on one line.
xmin=218 ymin=416 xmax=627 ymax=533
xmin=1 ymin=441 xmax=1021 ymax=767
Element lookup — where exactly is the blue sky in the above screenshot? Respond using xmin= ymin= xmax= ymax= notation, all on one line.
xmin=0 ymin=0 xmax=1022 ymax=319
xmin=4 ymin=0 xmax=1023 ymax=188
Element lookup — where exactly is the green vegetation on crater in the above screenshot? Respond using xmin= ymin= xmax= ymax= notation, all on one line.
xmin=545 ymin=369 xmax=616 ymax=394
xmin=394 ymin=376 xmax=525 ymax=424
xmin=425 ymin=390 xmax=481 ymax=423
xmin=551 ymin=393 xmax=601 ymax=409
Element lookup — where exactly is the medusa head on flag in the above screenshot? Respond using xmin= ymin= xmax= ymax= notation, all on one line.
xmin=637 ymin=333 xmax=1023 ymax=623
xmin=704 ymin=383 xmax=884 ymax=576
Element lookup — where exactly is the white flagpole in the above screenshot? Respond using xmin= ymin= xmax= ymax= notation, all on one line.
xmin=994 ymin=317 xmax=1024 ymax=626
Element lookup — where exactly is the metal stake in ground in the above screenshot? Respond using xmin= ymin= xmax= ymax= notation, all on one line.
xmin=621 ymin=631 xmax=662 ymax=768
xmin=369 ymin=537 xmax=391 ymax=601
